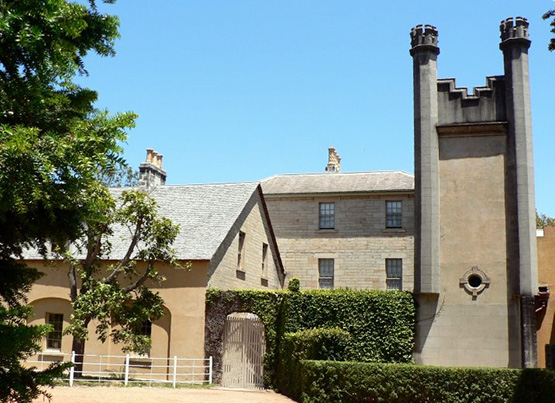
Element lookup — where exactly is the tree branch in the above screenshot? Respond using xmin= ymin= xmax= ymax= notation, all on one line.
xmin=104 ymin=216 xmax=143 ymax=284
xmin=124 ymin=256 xmax=154 ymax=292
xmin=68 ymin=264 xmax=77 ymax=303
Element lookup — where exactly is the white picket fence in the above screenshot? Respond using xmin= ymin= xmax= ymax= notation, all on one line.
xmin=25 ymin=352 xmax=213 ymax=387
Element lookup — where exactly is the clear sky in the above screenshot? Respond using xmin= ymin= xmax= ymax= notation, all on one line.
xmin=77 ymin=1 xmax=555 ymax=216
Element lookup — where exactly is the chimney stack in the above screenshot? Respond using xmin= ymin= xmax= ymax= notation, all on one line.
xmin=139 ymin=148 xmax=167 ymax=188
xmin=325 ymin=147 xmax=341 ymax=173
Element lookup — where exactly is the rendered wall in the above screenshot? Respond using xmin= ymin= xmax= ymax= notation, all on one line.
xmin=265 ymin=194 xmax=414 ymax=290
xmin=26 ymin=260 xmax=208 ymax=365
xmin=411 ymin=17 xmax=537 ymax=368
xmin=415 ymin=130 xmax=521 ymax=367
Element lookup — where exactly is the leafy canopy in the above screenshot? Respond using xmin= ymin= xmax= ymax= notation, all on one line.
xmin=543 ymin=9 xmax=555 ymax=51
xmin=0 ymin=0 xmax=135 ymax=401
xmin=59 ymin=189 xmax=181 ymax=356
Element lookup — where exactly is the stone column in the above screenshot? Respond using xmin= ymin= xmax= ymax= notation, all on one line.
xmin=410 ymin=25 xmax=440 ymax=294
xmin=500 ymin=16 xmax=538 ymax=368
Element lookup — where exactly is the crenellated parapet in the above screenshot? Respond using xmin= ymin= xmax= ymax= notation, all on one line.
xmin=500 ymin=17 xmax=531 ymax=50
xmin=410 ymin=24 xmax=439 ymax=56
xmin=437 ymin=76 xmax=506 ymax=125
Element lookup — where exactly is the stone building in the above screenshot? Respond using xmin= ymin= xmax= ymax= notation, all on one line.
xmin=26 ymin=152 xmax=284 ymax=370
xmin=261 ymin=148 xmax=414 ymax=291
xmin=411 ymin=17 xmax=539 ymax=368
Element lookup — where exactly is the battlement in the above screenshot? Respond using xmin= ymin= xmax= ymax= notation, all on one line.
xmin=410 ymin=24 xmax=439 ymax=55
xmin=500 ymin=17 xmax=529 ymax=41
xmin=437 ymin=76 xmax=506 ymax=125
xmin=437 ymin=76 xmax=504 ymax=101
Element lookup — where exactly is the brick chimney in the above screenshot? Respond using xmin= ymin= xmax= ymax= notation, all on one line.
xmin=139 ymin=148 xmax=167 ymax=188
xmin=325 ymin=147 xmax=341 ymax=173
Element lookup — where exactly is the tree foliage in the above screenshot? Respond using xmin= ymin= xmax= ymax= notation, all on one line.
xmin=536 ymin=210 xmax=555 ymax=229
xmin=0 ymin=1 xmax=136 ymax=401
xmin=57 ymin=189 xmax=180 ymax=363
xmin=543 ymin=9 xmax=555 ymax=51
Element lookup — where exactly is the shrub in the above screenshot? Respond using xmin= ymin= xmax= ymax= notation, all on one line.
xmin=283 ymin=327 xmax=352 ymax=362
xmin=298 ymin=360 xmax=555 ymax=403
xmin=288 ymin=277 xmax=301 ymax=292
xmin=205 ymin=288 xmax=415 ymax=388
xmin=277 ymin=328 xmax=351 ymax=399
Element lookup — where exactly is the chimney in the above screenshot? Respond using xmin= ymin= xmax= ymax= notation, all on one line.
xmin=325 ymin=147 xmax=341 ymax=173
xmin=139 ymin=148 xmax=167 ymax=188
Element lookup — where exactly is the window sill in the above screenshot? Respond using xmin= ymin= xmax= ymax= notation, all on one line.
xmin=39 ymin=351 xmax=65 ymax=361
xmin=41 ymin=349 xmax=64 ymax=355
xmin=315 ymin=229 xmax=338 ymax=234
xmin=382 ymin=228 xmax=406 ymax=234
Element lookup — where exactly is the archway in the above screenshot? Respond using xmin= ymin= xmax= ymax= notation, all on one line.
xmin=221 ymin=312 xmax=265 ymax=389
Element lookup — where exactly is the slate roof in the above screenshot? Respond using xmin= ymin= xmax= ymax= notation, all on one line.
xmin=261 ymin=171 xmax=414 ymax=195
xmin=109 ymin=182 xmax=260 ymax=260
xmin=24 ymin=182 xmax=261 ymax=261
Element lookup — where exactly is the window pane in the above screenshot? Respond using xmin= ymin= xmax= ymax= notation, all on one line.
xmin=319 ymin=259 xmax=334 ymax=289
xmin=386 ymin=259 xmax=402 ymax=290
xmin=319 ymin=202 xmax=335 ymax=229
xmin=47 ymin=313 xmax=63 ymax=350
xmin=386 ymin=201 xmax=402 ymax=228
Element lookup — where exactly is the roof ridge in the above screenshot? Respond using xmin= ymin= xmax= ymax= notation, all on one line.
xmin=262 ymin=170 xmax=414 ymax=179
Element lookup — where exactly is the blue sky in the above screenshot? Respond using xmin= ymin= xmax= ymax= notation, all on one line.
xmin=78 ymin=1 xmax=555 ymax=216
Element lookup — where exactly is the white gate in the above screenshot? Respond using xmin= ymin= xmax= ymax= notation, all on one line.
xmin=221 ymin=312 xmax=266 ymax=389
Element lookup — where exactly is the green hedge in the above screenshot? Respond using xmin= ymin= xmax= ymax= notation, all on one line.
xmin=277 ymin=328 xmax=351 ymax=398
xmin=297 ymin=360 xmax=555 ymax=403
xmin=205 ymin=288 xmax=415 ymax=388
xmin=282 ymin=290 xmax=415 ymax=363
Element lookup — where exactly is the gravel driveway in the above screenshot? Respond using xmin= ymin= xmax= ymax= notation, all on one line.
xmin=32 ymin=386 xmax=295 ymax=403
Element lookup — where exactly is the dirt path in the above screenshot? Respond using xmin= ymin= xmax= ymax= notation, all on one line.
xmin=32 ymin=386 xmax=296 ymax=403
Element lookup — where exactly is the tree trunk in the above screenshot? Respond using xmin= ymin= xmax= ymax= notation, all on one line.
xmin=71 ymin=336 xmax=86 ymax=377
xmin=71 ymin=317 xmax=90 ymax=377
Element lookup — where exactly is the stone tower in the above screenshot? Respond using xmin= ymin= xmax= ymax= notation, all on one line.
xmin=411 ymin=17 xmax=538 ymax=368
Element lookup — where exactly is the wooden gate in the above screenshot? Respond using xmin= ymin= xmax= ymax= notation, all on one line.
xmin=221 ymin=312 xmax=266 ymax=389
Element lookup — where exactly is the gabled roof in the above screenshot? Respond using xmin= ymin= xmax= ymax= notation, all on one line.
xmin=23 ymin=182 xmax=262 ymax=262
xmin=109 ymin=182 xmax=260 ymax=261
xmin=261 ymin=171 xmax=414 ymax=195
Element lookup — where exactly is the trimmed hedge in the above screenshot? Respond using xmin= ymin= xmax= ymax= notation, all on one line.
xmin=298 ymin=360 xmax=555 ymax=403
xmin=282 ymin=289 xmax=415 ymax=363
xmin=277 ymin=328 xmax=351 ymax=398
xmin=283 ymin=327 xmax=352 ymax=362
xmin=205 ymin=288 xmax=415 ymax=388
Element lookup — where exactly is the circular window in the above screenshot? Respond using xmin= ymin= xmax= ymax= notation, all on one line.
xmin=460 ymin=267 xmax=490 ymax=297
xmin=468 ymin=274 xmax=483 ymax=288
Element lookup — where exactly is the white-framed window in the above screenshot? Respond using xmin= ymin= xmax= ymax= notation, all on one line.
xmin=318 ymin=259 xmax=334 ymax=289
xmin=386 ymin=259 xmax=403 ymax=290
xmin=319 ymin=202 xmax=335 ymax=229
xmin=46 ymin=313 xmax=64 ymax=350
xmin=237 ymin=231 xmax=245 ymax=270
xmin=386 ymin=201 xmax=402 ymax=228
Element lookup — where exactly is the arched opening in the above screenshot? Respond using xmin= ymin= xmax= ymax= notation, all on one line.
xmin=28 ymin=297 xmax=73 ymax=354
xmin=221 ymin=312 xmax=266 ymax=389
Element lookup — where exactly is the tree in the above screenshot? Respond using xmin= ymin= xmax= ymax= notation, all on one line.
xmin=0 ymin=1 xmax=136 ymax=401
xmin=537 ymin=210 xmax=555 ymax=229
xmin=543 ymin=9 xmax=555 ymax=51
xmin=56 ymin=188 xmax=180 ymax=374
